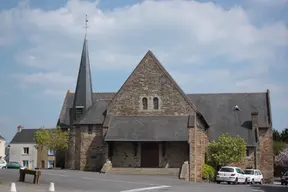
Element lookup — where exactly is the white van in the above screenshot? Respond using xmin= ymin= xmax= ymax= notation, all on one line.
xmin=0 ymin=158 xmax=7 ymax=169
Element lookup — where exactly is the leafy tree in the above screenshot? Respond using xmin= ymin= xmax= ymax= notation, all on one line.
xmin=275 ymin=148 xmax=288 ymax=167
xmin=34 ymin=128 xmax=52 ymax=150
xmin=273 ymin=141 xmax=287 ymax=156
xmin=34 ymin=127 xmax=69 ymax=151
xmin=273 ymin=129 xmax=282 ymax=141
xmin=207 ymin=133 xmax=246 ymax=166
xmin=281 ymin=128 xmax=288 ymax=143
xmin=49 ymin=127 xmax=69 ymax=151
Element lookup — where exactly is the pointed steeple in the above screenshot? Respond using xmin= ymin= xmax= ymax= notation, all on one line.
xmin=71 ymin=34 xmax=93 ymax=121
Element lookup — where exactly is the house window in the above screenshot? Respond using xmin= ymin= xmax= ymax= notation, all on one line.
xmin=153 ymin=97 xmax=159 ymax=110
xmin=22 ymin=160 xmax=29 ymax=167
xmin=142 ymin=97 xmax=148 ymax=110
xmin=47 ymin=160 xmax=54 ymax=169
xmin=48 ymin=149 xmax=56 ymax=156
xmin=23 ymin=147 xmax=29 ymax=154
xmin=88 ymin=125 xmax=93 ymax=134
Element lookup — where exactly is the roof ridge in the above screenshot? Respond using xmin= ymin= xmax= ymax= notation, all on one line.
xmin=69 ymin=92 xmax=267 ymax=95
xmin=112 ymin=115 xmax=189 ymax=117
xmin=187 ymin=92 xmax=267 ymax=95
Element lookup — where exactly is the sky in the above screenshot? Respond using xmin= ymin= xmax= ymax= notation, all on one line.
xmin=0 ymin=0 xmax=287 ymax=142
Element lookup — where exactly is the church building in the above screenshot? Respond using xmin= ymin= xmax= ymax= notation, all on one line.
xmin=57 ymin=35 xmax=273 ymax=182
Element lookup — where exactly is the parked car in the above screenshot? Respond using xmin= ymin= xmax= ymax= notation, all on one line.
xmin=0 ymin=158 xmax=7 ymax=169
xmin=281 ymin=171 xmax=288 ymax=185
xmin=243 ymin=169 xmax=264 ymax=184
xmin=216 ymin=166 xmax=248 ymax=184
xmin=5 ymin=162 xmax=25 ymax=170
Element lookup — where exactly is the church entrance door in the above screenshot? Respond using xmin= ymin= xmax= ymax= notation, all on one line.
xmin=141 ymin=143 xmax=159 ymax=168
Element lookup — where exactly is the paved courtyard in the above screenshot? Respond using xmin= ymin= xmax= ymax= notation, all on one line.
xmin=0 ymin=169 xmax=287 ymax=192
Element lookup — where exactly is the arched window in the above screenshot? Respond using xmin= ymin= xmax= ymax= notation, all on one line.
xmin=153 ymin=97 xmax=159 ymax=110
xmin=142 ymin=97 xmax=148 ymax=110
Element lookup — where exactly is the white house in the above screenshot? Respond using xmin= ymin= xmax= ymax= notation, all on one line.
xmin=0 ymin=134 xmax=6 ymax=159
xmin=9 ymin=126 xmax=38 ymax=169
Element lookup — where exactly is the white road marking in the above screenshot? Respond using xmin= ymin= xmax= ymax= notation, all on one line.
xmin=43 ymin=172 xmax=158 ymax=186
xmin=81 ymin=176 xmax=156 ymax=185
xmin=43 ymin=173 xmax=70 ymax=177
xmin=120 ymin=185 xmax=170 ymax=192
xmin=252 ymin=189 xmax=264 ymax=192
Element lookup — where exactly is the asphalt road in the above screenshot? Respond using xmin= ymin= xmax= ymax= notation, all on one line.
xmin=0 ymin=169 xmax=287 ymax=192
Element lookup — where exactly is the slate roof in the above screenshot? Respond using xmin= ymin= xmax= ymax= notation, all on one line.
xmin=57 ymin=92 xmax=115 ymax=127
xmin=10 ymin=129 xmax=38 ymax=144
xmin=72 ymin=36 xmax=93 ymax=111
xmin=74 ymin=99 xmax=110 ymax=125
xmin=187 ymin=93 xmax=270 ymax=146
xmin=57 ymin=91 xmax=271 ymax=146
xmin=105 ymin=116 xmax=189 ymax=141
xmin=0 ymin=134 xmax=5 ymax=141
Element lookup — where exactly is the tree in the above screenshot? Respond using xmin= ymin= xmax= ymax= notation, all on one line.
xmin=207 ymin=133 xmax=246 ymax=166
xmin=34 ymin=127 xmax=69 ymax=151
xmin=281 ymin=128 xmax=288 ymax=143
xmin=273 ymin=129 xmax=282 ymax=141
xmin=273 ymin=141 xmax=287 ymax=156
xmin=275 ymin=148 xmax=288 ymax=167
xmin=34 ymin=128 xmax=52 ymax=151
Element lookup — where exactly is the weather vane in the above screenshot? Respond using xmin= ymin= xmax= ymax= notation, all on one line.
xmin=85 ymin=14 xmax=89 ymax=36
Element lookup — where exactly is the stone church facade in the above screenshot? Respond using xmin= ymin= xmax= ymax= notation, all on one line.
xmin=57 ymin=36 xmax=274 ymax=182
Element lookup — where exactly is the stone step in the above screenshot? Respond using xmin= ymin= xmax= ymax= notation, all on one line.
xmin=108 ymin=168 xmax=180 ymax=176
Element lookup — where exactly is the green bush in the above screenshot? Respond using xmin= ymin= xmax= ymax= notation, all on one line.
xmin=202 ymin=164 xmax=215 ymax=181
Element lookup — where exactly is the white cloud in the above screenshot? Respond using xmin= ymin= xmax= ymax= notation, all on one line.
xmin=12 ymin=72 xmax=75 ymax=91
xmin=0 ymin=0 xmax=285 ymax=70
xmin=0 ymin=0 xmax=286 ymax=114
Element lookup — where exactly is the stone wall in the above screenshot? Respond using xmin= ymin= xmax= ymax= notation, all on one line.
xmin=107 ymin=52 xmax=194 ymax=116
xmin=65 ymin=127 xmax=76 ymax=169
xmin=74 ymin=128 xmax=81 ymax=170
xmin=111 ymin=142 xmax=141 ymax=167
xmin=229 ymin=147 xmax=256 ymax=169
xmin=110 ymin=141 xmax=188 ymax=168
xmin=79 ymin=125 xmax=105 ymax=171
xmin=259 ymin=127 xmax=274 ymax=183
xmin=188 ymin=123 xmax=208 ymax=182
xmin=159 ymin=142 xmax=189 ymax=168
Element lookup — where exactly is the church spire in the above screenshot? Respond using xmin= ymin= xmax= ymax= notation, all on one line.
xmin=71 ymin=15 xmax=93 ymax=121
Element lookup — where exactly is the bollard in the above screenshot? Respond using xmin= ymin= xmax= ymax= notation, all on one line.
xmin=49 ymin=182 xmax=55 ymax=192
xmin=10 ymin=182 xmax=17 ymax=192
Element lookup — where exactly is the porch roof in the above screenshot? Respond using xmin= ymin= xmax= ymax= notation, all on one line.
xmin=105 ymin=116 xmax=189 ymax=141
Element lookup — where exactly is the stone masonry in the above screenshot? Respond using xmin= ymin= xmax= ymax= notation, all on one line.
xmin=188 ymin=117 xmax=208 ymax=182
xmin=259 ymin=127 xmax=273 ymax=183
xmin=110 ymin=141 xmax=188 ymax=168
xmin=107 ymin=52 xmax=195 ymax=116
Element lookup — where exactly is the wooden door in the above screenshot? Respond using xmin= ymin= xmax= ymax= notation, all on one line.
xmin=141 ymin=143 xmax=159 ymax=168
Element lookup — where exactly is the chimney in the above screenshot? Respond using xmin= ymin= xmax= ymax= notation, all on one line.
xmin=17 ymin=125 xmax=23 ymax=133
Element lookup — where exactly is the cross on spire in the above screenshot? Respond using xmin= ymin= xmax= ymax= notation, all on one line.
xmin=85 ymin=14 xmax=89 ymax=36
